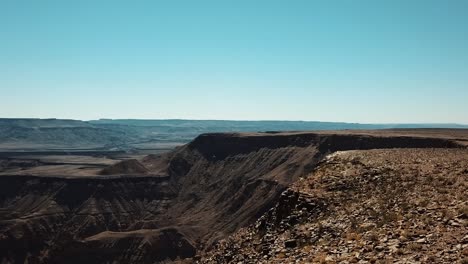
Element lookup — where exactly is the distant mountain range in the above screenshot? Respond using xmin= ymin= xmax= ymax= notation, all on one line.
xmin=0 ymin=118 xmax=467 ymax=151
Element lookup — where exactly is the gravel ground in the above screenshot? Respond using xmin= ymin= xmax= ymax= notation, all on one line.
xmin=200 ymin=148 xmax=468 ymax=264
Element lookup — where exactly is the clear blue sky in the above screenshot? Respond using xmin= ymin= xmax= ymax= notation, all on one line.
xmin=1 ymin=0 xmax=467 ymax=123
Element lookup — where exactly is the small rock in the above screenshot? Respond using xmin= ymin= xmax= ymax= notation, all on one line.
xmin=463 ymin=247 xmax=468 ymax=256
xmin=462 ymin=234 xmax=468 ymax=244
xmin=375 ymin=245 xmax=385 ymax=251
xmin=449 ymin=220 xmax=461 ymax=227
xmin=416 ymin=238 xmax=426 ymax=243
xmin=389 ymin=245 xmax=399 ymax=253
xmin=360 ymin=222 xmax=376 ymax=230
xmin=285 ymin=239 xmax=297 ymax=248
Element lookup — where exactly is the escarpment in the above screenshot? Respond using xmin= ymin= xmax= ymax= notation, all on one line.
xmin=0 ymin=130 xmax=466 ymax=263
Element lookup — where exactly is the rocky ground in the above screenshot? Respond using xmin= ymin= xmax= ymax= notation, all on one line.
xmin=200 ymin=148 xmax=468 ymax=264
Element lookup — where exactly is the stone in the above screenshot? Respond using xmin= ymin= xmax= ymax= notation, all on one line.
xmin=375 ymin=245 xmax=385 ymax=251
xmin=416 ymin=238 xmax=426 ymax=243
xmin=462 ymin=234 xmax=468 ymax=244
xmin=285 ymin=239 xmax=297 ymax=248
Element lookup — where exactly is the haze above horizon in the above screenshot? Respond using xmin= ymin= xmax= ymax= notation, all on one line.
xmin=1 ymin=0 xmax=467 ymax=124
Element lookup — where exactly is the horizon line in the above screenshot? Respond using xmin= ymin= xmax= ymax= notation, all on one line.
xmin=1 ymin=117 xmax=467 ymax=126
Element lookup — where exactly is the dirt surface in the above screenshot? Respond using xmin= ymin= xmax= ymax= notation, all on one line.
xmin=0 ymin=129 xmax=467 ymax=263
xmin=0 ymin=155 xmax=123 ymax=177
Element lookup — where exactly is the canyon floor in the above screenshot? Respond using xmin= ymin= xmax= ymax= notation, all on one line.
xmin=0 ymin=129 xmax=467 ymax=263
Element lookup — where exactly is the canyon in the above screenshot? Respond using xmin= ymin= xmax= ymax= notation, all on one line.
xmin=0 ymin=129 xmax=467 ymax=263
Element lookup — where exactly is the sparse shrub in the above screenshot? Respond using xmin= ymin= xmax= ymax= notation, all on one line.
xmin=377 ymin=260 xmax=393 ymax=264
xmin=404 ymin=228 xmax=425 ymax=239
xmin=276 ymin=252 xmax=286 ymax=259
xmin=377 ymin=211 xmax=400 ymax=227
xmin=367 ymin=231 xmax=379 ymax=243
xmin=439 ymin=195 xmax=449 ymax=203
xmin=350 ymin=157 xmax=361 ymax=165
xmin=345 ymin=232 xmax=362 ymax=241
xmin=426 ymin=174 xmax=434 ymax=183
xmin=444 ymin=178 xmax=455 ymax=186
xmin=457 ymin=191 xmax=467 ymax=201
xmin=421 ymin=215 xmax=434 ymax=226
xmin=418 ymin=198 xmax=430 ymax=207
xmin=441 ymin=208 xmax=455 ymax=220
xmin=368 ymin=208 xmax=379 ymax=219
xmin=349 ymin=218 xmax=359 ymax=230
xmin=406 ymin=242 xmax=422 ymax=251
xmin=399 ymin=201 xmax=411 ymax=212
xmin=313 ymin=252 xmax=328 ymax=264
xmin=457 ymin=205 xmax=468 ymax=217
xmin=439 ymin=188 xmax=449 ymax=194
